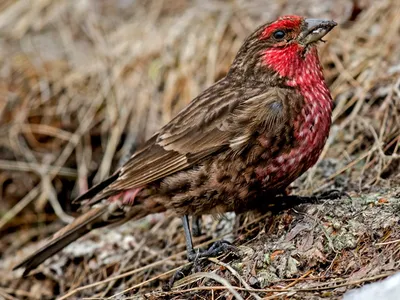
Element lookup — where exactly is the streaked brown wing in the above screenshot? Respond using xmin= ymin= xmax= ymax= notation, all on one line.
xmin=86 ymin=83 xmax=292 ymax=202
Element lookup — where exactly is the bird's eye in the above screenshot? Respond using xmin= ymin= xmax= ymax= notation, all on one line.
xmin=273 ymin=30 xmax=286 ymax=40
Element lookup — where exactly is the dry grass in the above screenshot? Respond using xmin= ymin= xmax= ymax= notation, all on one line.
xmin=0 ymin=0 xmax=399 ymax=299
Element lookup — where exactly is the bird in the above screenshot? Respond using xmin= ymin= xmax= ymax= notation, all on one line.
xmin=14 ymin=15 xmax=337 ymax=276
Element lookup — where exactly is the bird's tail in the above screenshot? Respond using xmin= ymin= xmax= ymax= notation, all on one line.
xmin=13 ymin=202 xmax=125 ymax=276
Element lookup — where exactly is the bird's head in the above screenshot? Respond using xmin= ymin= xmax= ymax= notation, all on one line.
xmin=230 ymin=15 xmax=337 ymax=85
xmin=259 ymin=15 xmax=337 ymax=50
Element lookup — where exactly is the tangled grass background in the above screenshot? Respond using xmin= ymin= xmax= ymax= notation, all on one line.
xmin=0 ymin=0 xmax=399 ymax=298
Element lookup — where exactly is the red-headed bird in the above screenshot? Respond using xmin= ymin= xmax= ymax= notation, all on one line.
xmin=14 ymin=15 xmax=336 ymax=275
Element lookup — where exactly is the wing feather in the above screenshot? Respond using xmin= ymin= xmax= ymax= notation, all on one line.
xmin=87 ymin=82 xmax=295 ymax=202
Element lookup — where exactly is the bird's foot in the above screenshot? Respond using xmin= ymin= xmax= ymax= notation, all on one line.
xmin=187 ymin=240 xmax=236 ymax=262
xmin=165 ymin=240 xmax=237 ymax=290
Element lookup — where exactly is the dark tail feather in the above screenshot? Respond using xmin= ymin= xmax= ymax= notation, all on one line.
xmin=13 ymin=205 xmax=115 ymax=276
xmin=72 ymin=172 xmax=119 ymax=204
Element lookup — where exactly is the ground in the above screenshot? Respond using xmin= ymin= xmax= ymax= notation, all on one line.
xmin=0 ymin=0 xmax=400 ymax=299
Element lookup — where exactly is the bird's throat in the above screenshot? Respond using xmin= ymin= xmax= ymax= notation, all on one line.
xmin=264 ymin=45 xmax=325 ymax=86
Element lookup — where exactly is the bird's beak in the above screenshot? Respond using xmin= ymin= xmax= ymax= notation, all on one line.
xmin=299 ymin=18 xmax=337 ymax=45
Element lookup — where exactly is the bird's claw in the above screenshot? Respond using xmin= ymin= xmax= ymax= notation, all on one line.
xmin=166 ymin=240 xmax=237 ymax=290
xmin=187 ymin=240 xmax=236 ymax=262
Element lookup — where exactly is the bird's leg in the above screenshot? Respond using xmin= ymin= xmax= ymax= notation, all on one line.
xmin=191 ymin=215 xmax=202 ymax=237
xmin=181 ymin=215 xmax=196 ymax=260
xmin=167 ymin=216 xmax=198 ymax=289
xmin=182 ymin=215 xmax=236 ymax=262
xmin=167 ymin=215 xmax=237 ymax=289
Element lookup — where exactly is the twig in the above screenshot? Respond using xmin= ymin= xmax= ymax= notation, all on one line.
xmin=0 ymin=288 xmax=19 ymax=300
xmin=106 ymin=264 xmax=191 ymax=299
xmin=208 ymin=257 xmax=262 ymax=300
xmin=41 ymin=175 xmax=74 ymax=223
xmin=0 ymin=159 xmax=77 ymax=178
xmin=0 ymin=185 xmax=41 ymax=230
xmin=283 ymin=270 xmax=313 ymax=289
xmin=375 ymin=239 xmax=400 ymax=246
xmin=171 ymin=272 xmax=244 ymax=300
xmin=155 ymin=271 xmax=396 ymax=296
